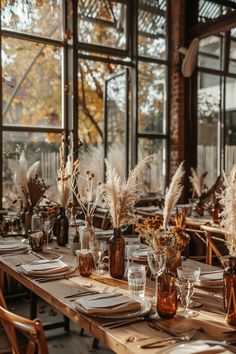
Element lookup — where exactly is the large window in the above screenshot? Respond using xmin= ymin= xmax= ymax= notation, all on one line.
xmin=197 ymin=28 xmax=236 ymax=187
xmin=0 ymin=0 xmax=169 ymax=208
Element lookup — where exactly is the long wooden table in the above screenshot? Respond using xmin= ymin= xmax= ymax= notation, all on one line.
xmin=0 ymin=245 xmax=235 ymax=354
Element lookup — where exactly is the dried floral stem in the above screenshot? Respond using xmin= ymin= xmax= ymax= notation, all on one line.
xmin=163 ymin=162 xmax=185 ymax=231
xmin=104 ymin=155 xmax=155 ymax=228
xmin=220 ymin=165 xmax=236 ymax=256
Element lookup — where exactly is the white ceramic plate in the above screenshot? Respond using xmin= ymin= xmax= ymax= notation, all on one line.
xmin=160 ymin=340 xmax=227 ymax=354
xmin=73 ymin=298 xmax=151 ymax=319
xmin=18 ymin=264 xmax=75 ymax=278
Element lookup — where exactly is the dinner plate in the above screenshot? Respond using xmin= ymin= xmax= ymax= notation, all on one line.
xmin=160 ymin=340 xmax=228 ymax=354
xmin=73 ymin=297 xmax=151 ymax=319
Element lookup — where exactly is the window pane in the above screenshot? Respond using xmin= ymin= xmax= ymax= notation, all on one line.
xmin=197 ymin=73 xmax=220 ymax=187
xmin=138 ymin=138 xmax=166 ymax=194
xmin=198 ymin=35 xmax=223 ymax=70
xmin=198 ymin=0 xmax=229 ymax=23
xmin=77 ymin=0 xmax=127 ymax=49
xmin=2 ymin=37 xmax=62 ymax=128
xmin=78 ymin=59 xmax=124 ymax=181
xmin=225 ymin=77 xmax=236 ymax=173
xmin=1 ymin=1 xmax=63 ymax=40
xmin=138 ymin=0 xmax=167 ymax=59
xmin=3 ymin=131 xmax=60 ymax=209
xmin=138 ymin=62 xmax=166 ymax=134
xmin=229 ymin=29 xmax=236 ymax=74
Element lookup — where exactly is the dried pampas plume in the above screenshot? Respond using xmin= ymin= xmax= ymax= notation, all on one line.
xmin=189 ymin=168 xmax=208 ymax=198
xmin=220 ymin=165 xmax=236 ymax=256
xmin=163 ymin=162 xmax=185 ymax=231
xmin=104 ymin=155 xmax=155 ymax=228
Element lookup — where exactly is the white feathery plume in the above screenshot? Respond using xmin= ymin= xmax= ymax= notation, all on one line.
xmin=163 ymin=161 xmax=185 ymax=231
xmin=27 ymin=161 xmax=40 ymax=179
xmin=14 ymin=152 xmax=29 ymax=204
xmin=220 ymin=165 xmax=236 ymax=256
xmin=104 ymin=155 xmax=155 ymax=228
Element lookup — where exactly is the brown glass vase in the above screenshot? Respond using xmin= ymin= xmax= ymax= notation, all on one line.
xmin=109 ymin=227 xmax=125 ymax=279
xmin=156 ymin=249 xmax=180 ymax=319
xmin=223 ymin=256 xmax=236 ymax=326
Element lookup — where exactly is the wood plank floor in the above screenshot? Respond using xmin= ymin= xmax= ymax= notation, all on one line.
xmin=6 ymin=296 xmax=115 ymax=354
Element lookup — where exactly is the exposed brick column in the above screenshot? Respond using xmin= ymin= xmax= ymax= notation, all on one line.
xmin=169 ymin=0 xmax=186 ymax=178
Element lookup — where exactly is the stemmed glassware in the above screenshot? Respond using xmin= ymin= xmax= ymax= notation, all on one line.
xmin=43 ymin=219 xmax=52 ymax=250
xmin=147 ymin=249 xmax=166 ymax=315
xmin=177 ymin=266 xmax=201 ymax=318
xmin=90 ymin=240 xmax=106 ymax=274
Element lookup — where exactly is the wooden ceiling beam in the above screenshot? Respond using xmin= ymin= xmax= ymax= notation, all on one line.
xmin=209 ymin=0 xmax=236 ymax=9
xmin=187 ymin=10 xmax=236 ymax=39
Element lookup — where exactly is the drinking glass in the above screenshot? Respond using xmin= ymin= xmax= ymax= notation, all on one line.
xmin=147 ymin=250 xmax=166 ymax=314
xmin=177 ymin=266 xmax=201 ymax=318
xmin=128 ymin=264 xmax=146 ymax=298
xmin=125 ymin=244 xmax=141 ymax=274
xmin=90 ymin=240 xmax=106 ymax=274
xmin=44 ymin=219 xmax=52 ymax=250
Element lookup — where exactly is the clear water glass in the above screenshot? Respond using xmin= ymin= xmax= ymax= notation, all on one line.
xmin=147 ymin=250 xmax=166 ymax=306
xmin=128 ymin=264 xmax=146 ymax=298
xmin=177 ymin=266 xmax=201 ymax=318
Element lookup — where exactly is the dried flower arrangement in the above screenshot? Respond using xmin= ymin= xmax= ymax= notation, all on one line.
xmin=57 ymin=133 xmax=73 ymax=207
xmin=14 ymin=151 xmax=49 ymax=209
xmin=136 ymin=162 xmax=189 ymax=252
xmin=189 ymin=167 xmax=208 ymax=199
xmin=220 ymin=165 xmax=236 ymax=256
xmin=102 ymin=155 xmax=155 ymax=229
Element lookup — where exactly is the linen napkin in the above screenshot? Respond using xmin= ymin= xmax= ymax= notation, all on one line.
xmin=73 ymin=292 xmax=141 ymax=315
xmin=162 ymin=341 xmax=233 ymax=354
xmin=0 ymin=241 xmax=28 ymax=254
xmin=19 ymin=259 xmax=70 ymax=276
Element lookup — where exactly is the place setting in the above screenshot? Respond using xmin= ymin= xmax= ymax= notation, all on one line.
xmin=0 ymin=239 xmax=30 ymax=255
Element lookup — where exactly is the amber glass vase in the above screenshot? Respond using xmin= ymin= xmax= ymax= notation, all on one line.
xmin=223 ymin=256 xmax=236 ymax=326
xmin=109 ymin=227 xmax=125 ymax=279
xmin=54 ymin=207 xmax=69 ymax=246
xmin=156 ymin=249 xmax=180 ymax=319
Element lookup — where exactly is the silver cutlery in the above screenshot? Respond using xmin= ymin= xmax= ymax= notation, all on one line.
xmin=148 ymin=320 xmax=200 ymax=339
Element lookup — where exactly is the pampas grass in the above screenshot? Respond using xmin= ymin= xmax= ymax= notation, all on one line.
xmin=163 ymin=162 xmax=185 ymax=230
xmin=104 ymin=155 xmax=155 ymax=228
xmin=189 ymin=168 xmax=208 ymax=198
xmin=220 ymin=165 xmax=236 ymax=256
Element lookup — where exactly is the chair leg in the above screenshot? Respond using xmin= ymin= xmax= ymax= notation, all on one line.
xmin=63 ymin=315 xmax=70 ymax=332
xmin=30 ymin=292 xmax=37 ymax=319
xmin=79 ymin=328 xmax=84 ymax=336
xmin=92 ymin=338 xmax=99 ymax=349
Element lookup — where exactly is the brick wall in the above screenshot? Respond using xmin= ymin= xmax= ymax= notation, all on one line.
xmin=169 ymin=0 xmax=186 ymax=178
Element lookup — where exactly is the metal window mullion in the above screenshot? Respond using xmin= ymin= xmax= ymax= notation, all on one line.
xmin=0 ymin=29 xmax=64 ymax=47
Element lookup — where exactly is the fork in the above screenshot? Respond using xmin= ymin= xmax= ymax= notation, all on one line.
xmin=148 ymin=320 xmax=200 ymax=339
xmin=142 ymin=325 xmax=200 ymax=349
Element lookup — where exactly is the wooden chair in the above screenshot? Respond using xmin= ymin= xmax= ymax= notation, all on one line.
xmin=0 ymin=290 xmax=49 ymax=354
xmin=200 ymin=225 xmax=227 ymax=266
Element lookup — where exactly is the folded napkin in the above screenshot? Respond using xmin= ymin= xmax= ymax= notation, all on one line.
xmin=0 ymin=241 xmax=28 ymax=254
xmin=164 ymin=341 xmax=233 ymax=354
xmin=19 ymin=259 xmax=70 ymax=276
xmin=73 ymin=292 xmax=141 ymax=315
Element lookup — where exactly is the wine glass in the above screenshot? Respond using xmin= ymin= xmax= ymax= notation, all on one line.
xmin=147 ymin=250 xmax=166 ymax=315
xmin=177 ymin=266 xmax=201 ymax=318
xmin=44 ymin=219 xmax=52 ymax=250
xmin=90 ymin=240 xmax=106 ymax=274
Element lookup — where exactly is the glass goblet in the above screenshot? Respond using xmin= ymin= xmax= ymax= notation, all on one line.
xmin=90 ymin=240 xmax=106 ymax=274
xmin=177 ymin=266 xmax=201 ymax=318
xmin=147 ymin=250 xmax=166 ymax=315
xmin=44 ymin=219 xmax=52 ymax=250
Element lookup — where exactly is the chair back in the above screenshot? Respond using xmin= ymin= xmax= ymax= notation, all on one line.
xmin=0 ymin=289 xmax=49 ymax=354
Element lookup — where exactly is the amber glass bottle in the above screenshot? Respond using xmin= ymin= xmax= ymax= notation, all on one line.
xmin=54 ymin=207 xmax=69 ymax=246
xmin=223 ymin=256 xmax=236 ymax=326
xmin=109 ymin=227 xmax=125 ymax=279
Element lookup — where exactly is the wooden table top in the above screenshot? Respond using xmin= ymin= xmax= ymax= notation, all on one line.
xmin=0 ymin=244 xmax=235 ymax=354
